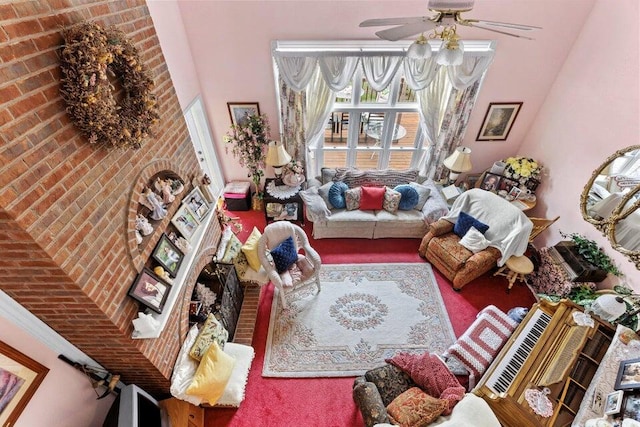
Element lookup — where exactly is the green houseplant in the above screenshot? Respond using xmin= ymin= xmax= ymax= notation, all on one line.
xmin=224 ymin=114 xmax=271 ymax=208
xmin=559 ymin=231 xmax=622 ymax=277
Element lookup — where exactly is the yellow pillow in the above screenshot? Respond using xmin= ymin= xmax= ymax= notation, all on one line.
xmin=241 ymin=227 xmax=262 ymax=271
xmin=186 ymin=342 xmax=236 ymax=405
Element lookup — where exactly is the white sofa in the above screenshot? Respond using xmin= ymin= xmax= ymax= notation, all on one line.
xmin=302 ymin=168 xmax=449 ymax=239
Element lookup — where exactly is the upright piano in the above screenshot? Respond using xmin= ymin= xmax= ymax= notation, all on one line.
xmin=474 ymin=299 xmax=614 ymax=427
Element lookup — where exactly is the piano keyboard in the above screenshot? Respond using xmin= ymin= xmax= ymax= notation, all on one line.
xmin=485 ymin=309 xmax=552 ymax=395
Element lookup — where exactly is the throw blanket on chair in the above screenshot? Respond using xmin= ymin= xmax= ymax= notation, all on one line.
xmin=442 ymin=189 xmax=533 ymax=266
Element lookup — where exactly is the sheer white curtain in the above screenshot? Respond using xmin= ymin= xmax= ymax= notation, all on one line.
xmin=361 ymin=56 xmax=403 ymax=91
xmin=447 ymin=55 xmax=495 ymax=90
xmin=275 ymin=56 xmax=318 ymax=92
xmin=318 ymin=56 xmax=359 ymax=91
xmin=403 ymin=57 xmax=440 ymax=90
xmin=304 ymin=69 xmax=335 ymax=178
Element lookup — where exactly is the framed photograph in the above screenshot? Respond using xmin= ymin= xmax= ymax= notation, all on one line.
xmin=0 ymin=341 xmax=49 ymax=427
xmin=171 ymin=204 xmax=200 ymax=240
xmin=151 ymin=233 xmax=184 ymax=277
xmin=605 ymin=390 xmax=624 ymax=415
xmin=184 ymin=187 xmax=210 ymax=222
xmin=499 ymin=177 xmax=520 ymax=193
xmin=128 ymin=268 xmax=171 ymax=314
xmin=465 ymin=173 xmax=482 ymax=190
xmin=525 ymin=178 xmax=540 ymax=192
xmin=227 ymin=102 xmax=260 ymax=127
xmin=622 ymin=391 xmax=640 ymax=420
xmin=615 ymin=357 xmax=640 ymax=390
xmin=508 ymin=186 xmax=522 ymax=200
xmin=476 ymin=102 xmax=523 ymax=141
xmin=480 ymin=172 xmax=502 ymax=193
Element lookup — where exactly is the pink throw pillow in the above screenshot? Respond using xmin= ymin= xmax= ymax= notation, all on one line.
xmin=359 ymin=186 xmax=385 ymax=210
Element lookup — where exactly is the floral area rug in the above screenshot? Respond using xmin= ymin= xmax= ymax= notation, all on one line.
xmin=262 ymin=263 xmax=457 ymax=377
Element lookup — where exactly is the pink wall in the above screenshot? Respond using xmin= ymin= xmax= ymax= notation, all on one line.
xmin=519 ymin=0 xmax=640 ymax=285
xmin=0 ymin=318 xmax=114 ymax=427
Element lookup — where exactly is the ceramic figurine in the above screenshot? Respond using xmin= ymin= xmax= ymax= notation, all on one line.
xmin=143 ymin=187 xmax=167 ymax=220
xmin=135 ymin=229 xmax=143 ymax=245
xmin=153 ymin=266 xmax=173 ymax=284
xmin=175 ymin=236 xmax=192 ymax=254
xmin=135 ymin=214 xmax=153 ymax=236
xmin=154 ymin=178 xmax=175 ymax=204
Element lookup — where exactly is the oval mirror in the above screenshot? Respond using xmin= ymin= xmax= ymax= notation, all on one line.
xmin=610 ymin=184 xmax=640 ymax=252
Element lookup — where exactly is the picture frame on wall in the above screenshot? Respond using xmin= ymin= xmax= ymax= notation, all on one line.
xmin=151 ymin=233 xmax=184 ymax=277
xmin=476 ymin=102 xmax=523 ymax=141
xmin=227 ymin=102 xmax=260 ymax=127
xmin=171 ymin=204 xmax=200 ymax=241
xmin=184 ymin=187 xmax=210 ymax=223
xmin=128 ymin=268 xmax=171 ymax=314
xmin=0 ymin=341 xmax=49 ymax=427
xmin=615 ymin=357 xmax=640 ymax=390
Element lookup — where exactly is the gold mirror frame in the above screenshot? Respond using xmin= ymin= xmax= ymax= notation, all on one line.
xmin=580 ymin=145 xmax=640 ymax=268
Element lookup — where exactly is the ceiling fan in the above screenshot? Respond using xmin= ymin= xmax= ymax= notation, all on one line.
xmin=359 ymin=0 xmax=541 ymax=42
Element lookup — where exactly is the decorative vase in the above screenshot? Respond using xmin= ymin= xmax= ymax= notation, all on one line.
xmin=490 ymin=161 xmax=506 ymax=175
xmin=251 ymin=194 xmax=264 ymax=211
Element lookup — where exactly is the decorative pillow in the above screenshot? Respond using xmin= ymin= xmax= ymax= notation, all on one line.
xmin=443 ymin=305 xmax=518 ymax=389
xmin=409 ymin=182 xmax=431 ymax=210
xmin=345 ymin=187 xmax=362 ymax=211
xmin=299 ymin=187 xmax=331 ymax=220
xmin=360 ymin=186 xmax=386 ymax=210
xmin=364 ymin=364 xmax=415 ymax=407
xmin=334 ymin=168 xmax=419 ymax=188
xmin=216 ymin=226 xmax=234 ymax=261
xmin=383 ymin=187 xmax=401 ymax=213
xmin=459 ymin=226 xmax=491 ymax=253
xmin=185 ymin=341 xmax=236 ymax=405
xmin=220 ymin=233 xmax=242 ymax=263
xmin=216 ymin=342 xmax=256 ymax=407
xmin=170 ymin=325 xmax=202 ymax=405
xmin=453 ymin=211 xmax=489 ymax=238
xmin=394 ymin=184 xmax=420 ymax=210
xmin=386 ymin=387 xmax=448 ymax=427
xmin=318 ymin=182 xmax=335 ymax=209
xmin=271 ymin=236 xmax=298 ymax=273
xmin=241 ymin=227 xmax=262 ymax=271
xmin=189 ymin=314 xmax=229 ymax=361
xmin=387 ymin=352 xmax=466 ymax=415
xmin=328 ymin=181 xmax=349 ymax=209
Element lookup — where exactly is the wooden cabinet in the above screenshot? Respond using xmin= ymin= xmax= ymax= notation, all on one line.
xmin=159 ymin=398 xmax=204 ymax=427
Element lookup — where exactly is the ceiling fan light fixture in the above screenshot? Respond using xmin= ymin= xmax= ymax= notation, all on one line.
xmin=407 ymin=34 xmax=432 ymax=59
xmin=436 ymin=43 xmax=464 ymax=65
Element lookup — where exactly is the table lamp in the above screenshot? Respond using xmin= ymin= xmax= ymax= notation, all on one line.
xmin=265 ymin=140 xmax=292 ymax=185
xmin=443 ymin=146 xmax=472 ymax=184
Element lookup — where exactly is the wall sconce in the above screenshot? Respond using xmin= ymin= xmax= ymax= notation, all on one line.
xmin=443 ymin=146 xmax=472 ymax=184
xmin=265 ymin=140 xmax=291 ymax=185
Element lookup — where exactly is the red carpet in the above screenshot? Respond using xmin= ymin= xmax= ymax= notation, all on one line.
xmin=205 ymin=209 xmax=536 ymax=427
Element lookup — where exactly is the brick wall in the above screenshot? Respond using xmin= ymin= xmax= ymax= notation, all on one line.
xmin=0 ymin=0 xmax=216 ymax=394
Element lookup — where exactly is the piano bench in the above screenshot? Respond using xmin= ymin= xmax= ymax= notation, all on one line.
xmin=493 ymin=255 xmax=534 ymax=293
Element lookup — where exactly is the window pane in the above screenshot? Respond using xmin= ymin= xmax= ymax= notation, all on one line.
xmin=323 ymin=148 xmax=348 ymax=168
xmin=324 ymin=112 xmax=349 ymax=147
xmin=360 ymin=78 xmax=389 ymax=104
xmin=388 ymin=150 xmax=414 ymax=169
xmin=361 ymin=112 xmax=386 ymax=148
xmin=355 ymin=150 xmax=380 ymax=169
xmin=335 ymin=83 xmax=353 ymax=104
xmin=396 ymin=112 xmax=420 ymax=148
xmin=396 ymin=77 xmax=417 ymax=103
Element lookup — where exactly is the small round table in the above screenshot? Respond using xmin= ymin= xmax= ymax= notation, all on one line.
xmin=494 ymin=255 xmax=534 ymax=293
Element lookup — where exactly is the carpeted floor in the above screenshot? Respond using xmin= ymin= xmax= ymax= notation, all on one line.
xmin=205 ymin=209 xmax=537 ymax=427
xmin=263 ymin=263 xmax=456 ymax=377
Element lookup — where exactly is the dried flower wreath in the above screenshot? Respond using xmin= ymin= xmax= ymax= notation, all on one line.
xmin=59 ymin=21 xmax=159 ymax=150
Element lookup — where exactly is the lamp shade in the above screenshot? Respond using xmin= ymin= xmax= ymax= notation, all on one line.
xmin=436 ymin=41 xmax=464 ymax=66
xmin=443 ymin=146 xmax=472 ymax=173
xmin=407 ymin=35 xmax=432 ymax=59
xmin=265 ymin=140 xmax=291 ymax=167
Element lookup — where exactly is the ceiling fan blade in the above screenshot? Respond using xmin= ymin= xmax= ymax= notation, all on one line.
xmin=375 ymin=20 xmax=438 ymax=41
xmin=458 ymin=21 xmax=535 ymax=40
xmin=472 ymin=19 xmax=542 ymax=31
xmin=360 ymin=17 xmax=428 ymax=28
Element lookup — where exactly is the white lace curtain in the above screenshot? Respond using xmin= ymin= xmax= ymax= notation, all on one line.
xmin=274 ymin=47 xmax=495 ymax=177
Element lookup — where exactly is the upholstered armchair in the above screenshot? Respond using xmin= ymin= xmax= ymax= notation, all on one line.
xmin=257 ymin=222 xmax=321 ymax=308
xmin=419 ymin=189 xmax=532 ymax=290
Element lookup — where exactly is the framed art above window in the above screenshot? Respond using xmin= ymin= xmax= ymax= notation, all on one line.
xmin=227 ymin=102 xmax=260 ymax=127
xmin=476 ymin=102 xmax=523 ymax=141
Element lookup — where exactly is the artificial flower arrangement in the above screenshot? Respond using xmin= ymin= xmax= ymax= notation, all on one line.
xmin=502 ymin=156 xmax=543 ymax=186
xmin=224 ymin=114 xmax=271 ymax=196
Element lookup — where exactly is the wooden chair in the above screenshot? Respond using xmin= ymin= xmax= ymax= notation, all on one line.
xmin=528 ymin=216 xmax=559 ymax=242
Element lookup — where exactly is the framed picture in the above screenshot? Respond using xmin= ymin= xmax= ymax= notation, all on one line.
xmin=128 ymin=268 xmax=171 ymax=314
xmin=184 ymin=187 xmax=210 ymax=222
xmin=605 ymin=390 xmax=624 ymax=415
xmin=615 ymin=357 xmax=640 ymax=390
xmin=622 ymin=391 xmax=640 ymax=420
xmin=480 ymin=172 xmax=502 ymax=193
xmin=151 ymin=233 xmax=184 ymax=277
xmin=525 ymin=178 xmax=540 ymax=192
xmin=227 ymin=102 xmax=260 ymax=127
xmin=464 ymin=173 xmax=482 ymax=190
xmin=476 ymin=102 xmax=523 ymax=141
xmin=508 ymin=186 xmax=522 ymax=200
xmin=171 ymin=204 xmax=200 ymax=240
xmin=0 ymin=341 xmax=49 ymax=427
xmin=499 ymin=177 xmax=519 ymax=193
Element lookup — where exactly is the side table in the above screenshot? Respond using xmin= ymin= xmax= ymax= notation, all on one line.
xmin=263 ymin=178 xmax=304 ymax=225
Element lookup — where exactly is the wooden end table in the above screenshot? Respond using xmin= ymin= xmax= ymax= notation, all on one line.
xmin=263 ymin=178 xmax=304 ymax=225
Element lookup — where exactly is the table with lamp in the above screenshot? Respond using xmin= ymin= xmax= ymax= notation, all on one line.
xmin=438 ymin=146 xmax=473 ymax=206
xmin=264 ymin=141 xmax=305 ymax=224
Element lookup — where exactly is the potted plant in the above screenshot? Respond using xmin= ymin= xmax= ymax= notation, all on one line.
xmin=224 ymin=113 xmax=271 ymax=210
xmin=559 ymin=232 xmax=623 ymax=278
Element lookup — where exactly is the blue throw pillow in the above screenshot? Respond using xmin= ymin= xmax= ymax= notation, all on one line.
xmin=454 ymin=211 xmax=490 ymax=238
xmin=394 ymin=184 xmax=419 ymax=210
xmin=328 ymin=181 xmax=349 ymax=209
xmin=270 ymin=236 xmax=298 ymax=273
